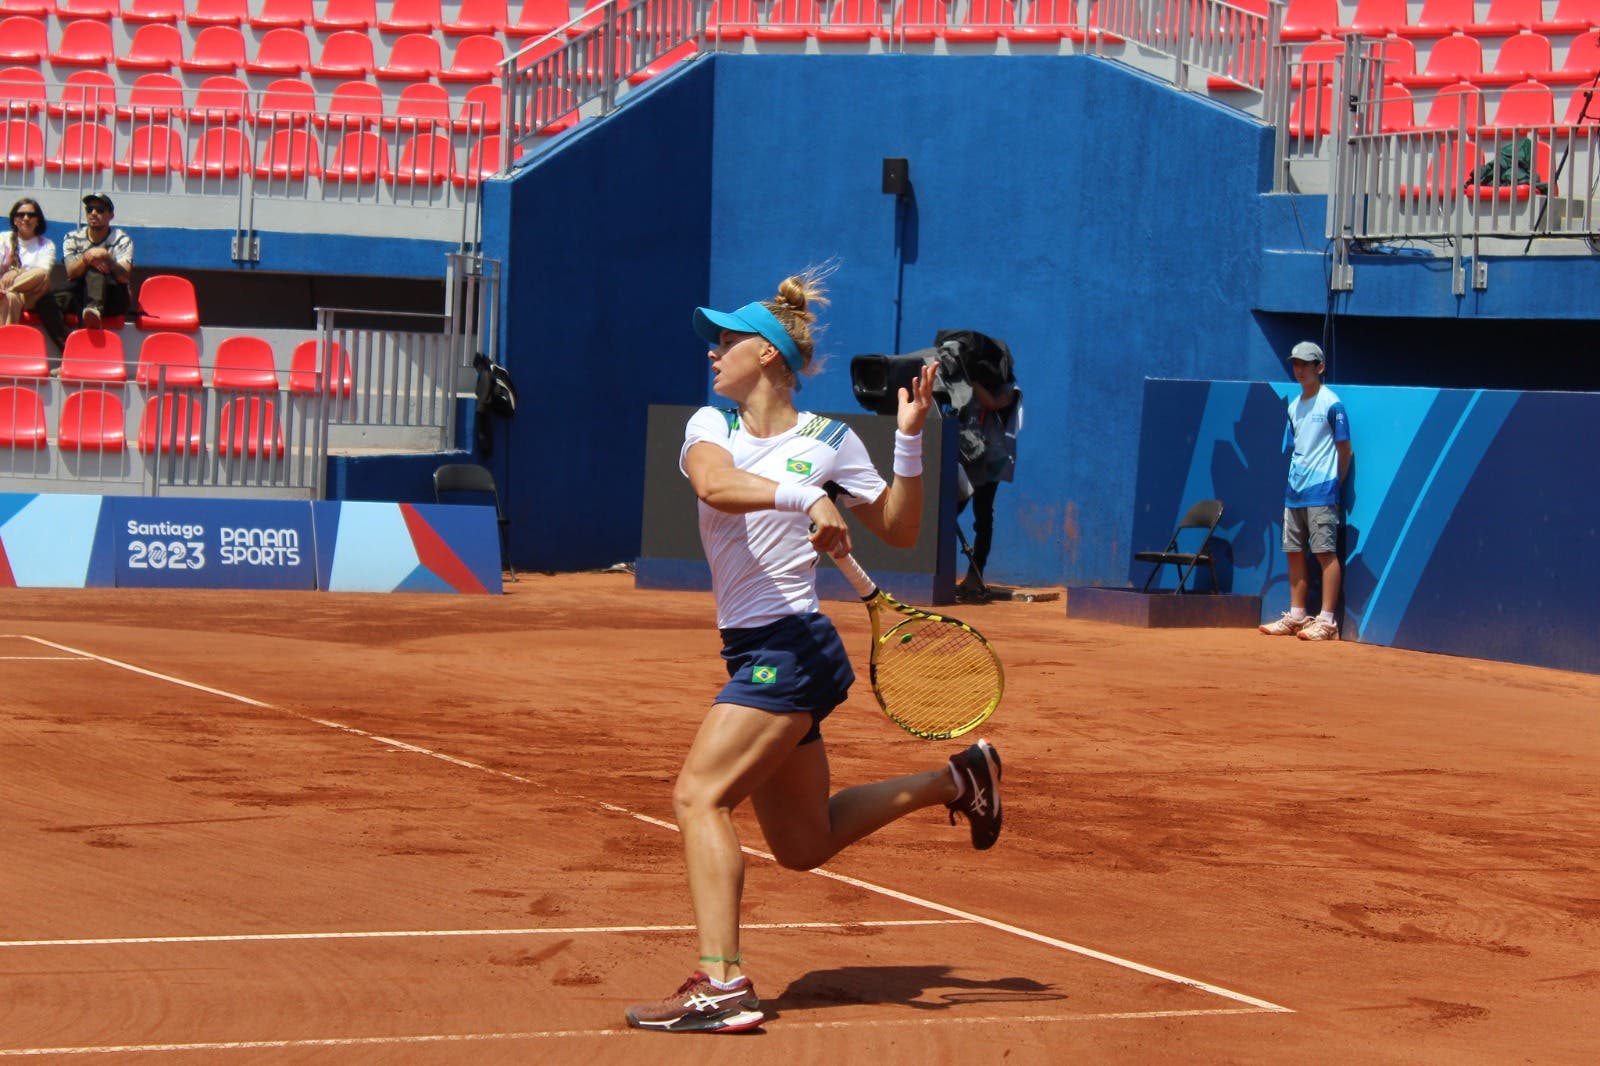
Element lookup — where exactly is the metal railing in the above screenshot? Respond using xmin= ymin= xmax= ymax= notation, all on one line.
xmin=1097 ymin=0 xmax=1280 ymax=94
xmin=1 ymin=78 xmax=488 ymax=253
xmin=0 ymin=366 xmax=330 ymax=498
xmin=1277 ymin=35 xmax=1600 ymax=292
xmin=503 ymin=0 xmax=705 ymax=164
xmin=315 ymin=307 xmax=463 ymax=452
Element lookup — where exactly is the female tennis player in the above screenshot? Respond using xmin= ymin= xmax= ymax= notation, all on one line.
xmin=623 ymin=272 xmax=1003 ymax=1034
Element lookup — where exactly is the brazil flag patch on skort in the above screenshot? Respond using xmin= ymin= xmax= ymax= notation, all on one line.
xmin=751 ymin=665 xmax=778 ymax=685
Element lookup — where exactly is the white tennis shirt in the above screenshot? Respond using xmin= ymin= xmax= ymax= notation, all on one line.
xmin=681 ymin=406 xmax=886 ymax=629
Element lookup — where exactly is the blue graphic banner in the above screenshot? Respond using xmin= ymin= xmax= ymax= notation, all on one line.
xmin=109 ymin=498 xmax=318 ymax=590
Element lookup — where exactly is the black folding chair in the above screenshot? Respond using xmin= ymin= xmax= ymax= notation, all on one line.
xmin=433 ymin=462 xmax=518 ymax=582
xmin=1135 ymin=499 xmax=1223 ymax=593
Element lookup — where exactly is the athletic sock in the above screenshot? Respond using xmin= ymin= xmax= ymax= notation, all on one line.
xmin=1317 ymin=612 xmax=1336 ymax=625
xmin=1288 ymin=608 xmax=1308 ymax=621
xmin=708 ymin=974 xmax=744 ymax=991
xmin=948 ymin=762 xmax=967 ymax=802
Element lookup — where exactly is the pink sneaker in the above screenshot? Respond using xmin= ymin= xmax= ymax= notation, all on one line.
xmin=1258 ymin=612 xmax=1311 ymax=636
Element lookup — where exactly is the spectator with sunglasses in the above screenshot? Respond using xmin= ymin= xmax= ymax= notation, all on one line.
xmin=61 ymin=193 xmax=134 ymax=330
xmin=0 ymin=198 xmax=56 ymax=327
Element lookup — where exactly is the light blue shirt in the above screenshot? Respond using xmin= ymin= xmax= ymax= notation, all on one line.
xmin=1283 ymin=386 xmax=1350 ymax=508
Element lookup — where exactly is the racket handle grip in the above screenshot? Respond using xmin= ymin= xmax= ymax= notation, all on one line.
xmin=833 ymin=552 xmax=878 ymax=600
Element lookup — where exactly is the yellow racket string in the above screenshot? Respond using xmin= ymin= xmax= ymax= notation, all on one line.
xmin=872 ymin=618 xmax=1002 ymax=739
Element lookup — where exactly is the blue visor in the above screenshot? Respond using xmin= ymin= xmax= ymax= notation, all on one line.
xmin=693 ymin=301 xmax=804 ymax=377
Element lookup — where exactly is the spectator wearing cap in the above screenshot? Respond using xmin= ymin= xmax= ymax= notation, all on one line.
xmin=1258 ymin=341 xmax=1353 ymax=642
xmin=61 ymin=193 xmax=134 ymax=330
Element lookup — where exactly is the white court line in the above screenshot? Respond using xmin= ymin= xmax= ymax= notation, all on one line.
xmin=0 ymin=1010 xmax=1277 ymax=1057
xmin=0 ymin=920 xmax=964 ymax=949
xmin=16 ymin=633 xmax=1294 ymax=1016
xmin=0 ymin=656 xmax=93 ymax=661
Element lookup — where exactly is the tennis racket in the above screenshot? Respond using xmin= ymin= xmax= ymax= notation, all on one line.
xmin=832 ymin=552 xmax=1004 ymax=740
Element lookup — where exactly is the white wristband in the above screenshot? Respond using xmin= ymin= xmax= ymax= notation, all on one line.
xmin=892 ymin=430 xmax=923 ymax=478
xmin=774 ymin=483 xmax=827 ymax=514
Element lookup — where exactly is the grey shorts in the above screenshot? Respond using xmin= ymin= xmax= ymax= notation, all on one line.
xmin=1283 ymin=505 xmax=1341 ymax=555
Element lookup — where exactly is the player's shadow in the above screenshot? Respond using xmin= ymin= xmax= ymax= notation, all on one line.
xmin=766 ymin=965 xmax=1062 ymax=1019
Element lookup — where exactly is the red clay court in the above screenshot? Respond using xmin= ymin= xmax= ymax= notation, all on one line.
xmin=2 ymin=575 xmax=1596 ymax=1063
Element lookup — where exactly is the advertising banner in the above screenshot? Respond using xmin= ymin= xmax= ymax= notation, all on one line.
xmin=109 ymin=498 xmax=318 ymax=590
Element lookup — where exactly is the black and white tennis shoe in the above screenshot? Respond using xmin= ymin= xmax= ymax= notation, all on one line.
xmin=947 ymin=738 xmax=1002 ymax=850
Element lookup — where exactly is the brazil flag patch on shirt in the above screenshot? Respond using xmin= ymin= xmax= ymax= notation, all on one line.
xmin=751 ymin=666 xmax=778 ymax=684
xmin=785 ymin=458 xmax=813 ymax=476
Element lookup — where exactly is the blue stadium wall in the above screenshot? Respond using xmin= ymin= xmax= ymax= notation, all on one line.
xmin=1132 ymin=379 xmax=1599 ymax=673
xmin=479 ymin=53 xmax=1600 ymax=612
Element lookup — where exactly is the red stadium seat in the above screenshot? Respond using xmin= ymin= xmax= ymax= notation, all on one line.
xmin=1561 ymin=86 xmax=1600 ymax=123
xmin=55 ymin=0 xmax=119 ymax=16
xmin=327 ymin=129 xmax=392 ymax=181
xmin=1467 ymin=0 xmax=1543 ymax=35
xmin=816 ymin=0 xmax=887 ymax=41
xmin=0 ymin=16 xmax=48 ymax=63
xmin=60 ymin=329 xmax=127 ymax=381
xmin=0 ymin=0 xmax=47 ymax=12
xmin=186 ymin=124 xmax=251 ymax=176
xmin=378 ymin=0 xmax=441 ymax=32
xmin=1487 ymin=79 xmax=1554 ymax=129
xmin=48 ymin=18 xmax=115 ymax=66
xmin=255 ymin=77 xmax=316 ymax=128
xmin=1278 ymin=0 xmax=1336 ymax=42
xmin=135 ymin=331 xmax=203 ymax=385
xmin=0 ymin=66 xmax=45 ymax=115
xmin=180 ymin=24 xmax=246 ymax=73
xmin=255 ymin=126 xmax=320 ymax=179
xmin=249 ymin=0 xmax=310 ymax=27
xmin=1398 ymin=0 xmax=1473 ymax=38
xmin=115 ymin=122 xmax=184 ymax=174
xmin=508 ymin=0 xmax=566 ymax=39
xmin=1421 ymin=80 xmax=1485 ymax=130
xmin=899 ymin=0 xmax=949 ymax=42
xmin=123 ymin=0 xmax=184 ymax=22
xmin=628 ymin=40 xmax=697 ymax=84
xmin=0 ymin=323 xmax=49 ymax=377
xmin=0 ymin=118 xmax=43 ymax=172
xmin=186 ymin=0 xmax=245 ymax=23
xmin=57 ymin=388 xmax=126 ymax=452
xmin=137 ymin=391 xmax=203 ymax=453
xmin=217 ymin=395 xmax=284 ymax=458
xmin=1475 ymin=32 xmax=1553 ymax=88
xmin=439 ymin=33 xmax=503 ymax=83
xmin=1536 ymin=0 xmax=1600 ymax=33
xmin=314 ymin=0 xmax=376 ymax=29
xmin=211 ymin=335 xmax=278 ymax=390
xmin=313 ymin=79 xmax=384 ymax=129
xmin=135 ymin=275 xmax=200 ymax=331
xmin=245 ymin=27 xmax=312 ymax=75
xmin=1468 ymin=135 xmax=1553 ymax=199
xmin=1401 ymin=135 xmax=1479 ymax=198
xmin=754 ymin=0 xmax=817 ymax=41
xmin=44 ymin=120 xmax=113 ymax=173
xmin=0 ymin=384 xmax=47 ymax=448
xmin=310 ymin=30 xmax=376 ymax=78
xmin=1374 ymin=82 xmax=1417 ymax=132
xmin=187 ymin=74 xmax=250 ymax=125
xmin=703 ymin=0 xmax=758 ymax=40
xmin=950 ymin=0 xmax=1015 ymax=42
xmin=452 ymin=131 xmax=508 ymax=185
xmin=392 ymin=130 xmax=455 ymax=184
xmin=382 ymin=81 xmax=449 ymax=131
xmin=1347 ymin=0 xmax=1407 ymax=37
xmin=49 ymin=69 xmax=114 ymax=120
xmin=1544 ymin=30 xmax=1600 ymax=86
xmin=375 ymin=33 xmax=442 ymax=81
xmin=288 ymin=339 xmax=352 ymax=396
xmin=444 ymin=0 xmax=506 ymax=34
xmin=116 ymin=72 xmax=184 ymax=121
xmin=452 ymin=82 xmax=501 ymax=132
xmin=1398 ymin=34 xmax=1482 ymax=89
xmin=114 ymin=22 xmax=184 ymax=70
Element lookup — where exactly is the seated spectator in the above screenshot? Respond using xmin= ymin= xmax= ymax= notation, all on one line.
xmin=62 ymin=192 xmax=134 ymax=330
xmin=0 ymin=197 xmax=56 ymax=327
